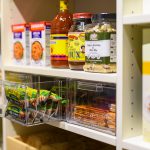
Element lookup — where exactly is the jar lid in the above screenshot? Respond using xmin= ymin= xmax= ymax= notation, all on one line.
xmin=73 ymin=13 xmax=92 ymax=19
xmin=92 ymin=13 xmax=116 ymax=22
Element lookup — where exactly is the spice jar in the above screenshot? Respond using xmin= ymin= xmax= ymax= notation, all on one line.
xmin=84 ymin=13 xmax=116 ymax=73
xmin=68 ymin=13 xmax=92 ymax=70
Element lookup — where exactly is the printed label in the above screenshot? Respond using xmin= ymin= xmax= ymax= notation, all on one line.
xmin=50 ymin=34 xmax=68 ymax=61
xmin=14 ymin=32 xmax=22 ymax=39
xmin=85 ymin=40 xmax=110 ymax=62
xmin=32 ymin=31 xmax=42 ymax=38
xmin=68 ymin=32 xmax=85 ymax=62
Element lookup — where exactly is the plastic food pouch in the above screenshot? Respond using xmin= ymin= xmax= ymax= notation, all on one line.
xmin=5 ymin=103 xmax=26 ymax=123
xmin=5 ymin=86 xmax=26 ymax=106
xmin=37 ymin=90 xmax=50 ymax=112
xmin=26 ymin=87 xmax=38 ymax=108
xmin=46 ymin=99 xmax=53 ymax=115
xmin=49 ymin=92 xmax=62 ymax=101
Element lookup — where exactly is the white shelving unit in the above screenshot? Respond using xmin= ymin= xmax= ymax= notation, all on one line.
xmin=1 ymin=0 xmax=150 ymax=150
xmin=4 ymin=65 xmax=117 ymax=83
xmin=123 ymin=136 xmax=150 ymax=150
xmin=47 ymin=121 xmax=116 ymax=146
xmin=123 ymin=14 xmax=150 ymax=25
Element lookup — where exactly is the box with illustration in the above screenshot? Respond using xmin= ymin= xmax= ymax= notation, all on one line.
xmin=30 ymin=21 xmax=51 ymax=66
xmin=12 ymin=24 xmax=30 ymax=65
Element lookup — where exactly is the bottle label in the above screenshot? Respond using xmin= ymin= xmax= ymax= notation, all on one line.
xmin=50 ymin=34 xmax=68 ymax=61
xmin=85 ymin=32 xmax=111 ymax=64
xmin=60 ymin=0 xmax=68 ymax=11
xmin=68 ymin=32 xmax=85 ymax=62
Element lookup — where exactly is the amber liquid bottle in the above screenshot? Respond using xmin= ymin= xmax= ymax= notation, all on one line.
xmin=50 ymin=0 xmax=73 ymax=68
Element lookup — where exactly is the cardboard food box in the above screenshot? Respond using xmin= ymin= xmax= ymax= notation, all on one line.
xmin=12 ymin=24 xmax=30 ymax=65
xmin=7 ymin=136 xmax=37 ymax=150
xmin=30 ymin=21 xmax=51 ymax=66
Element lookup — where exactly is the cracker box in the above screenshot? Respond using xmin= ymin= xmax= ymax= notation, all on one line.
xmin=30 ymin=21 xmax=51 ymax=66
xmin=12 ymin=24 xmax=30 ymax=65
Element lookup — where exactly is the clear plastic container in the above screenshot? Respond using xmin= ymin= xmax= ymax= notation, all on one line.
xmin=67 ymin=80 xmax=116 ymax=135
xmin=84 ymin=13 xmax=116 ymax=73
xmin=4 ymin=80 xmax=67 ymax=126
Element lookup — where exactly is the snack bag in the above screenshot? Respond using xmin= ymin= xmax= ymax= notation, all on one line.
xmin=5 ymin=103 xmax=26 ymax=123
xmin=30 ymin=21 xmax=51 ymax=66
xmin=5 ymin=85 xmax=26 ymax=106
xmin=12 ymin=24 xmax=30 ymax=65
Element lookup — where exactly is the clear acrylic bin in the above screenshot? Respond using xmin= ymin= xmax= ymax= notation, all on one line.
xmin=4 ymin=80 xmax=66 ymax=126
xmin=67 ymin=80 xmax=116 ymax=135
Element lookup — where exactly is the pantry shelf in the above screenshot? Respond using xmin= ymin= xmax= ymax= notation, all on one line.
xmin=123 ymin=14 xmax=150 ymax=25
xmin=65 ymin=123 xmax=116 ymax=146
xmin=4 ymin=65 xmax=117 ymax=83
xmin=47 ymin=121 xmax=116 ymax=146
xmin=123 ymin=136 xmax=150 ymax=150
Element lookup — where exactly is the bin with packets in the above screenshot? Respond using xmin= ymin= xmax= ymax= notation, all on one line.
xmin=4 ymin=80 xmax=68 ymax=126
xmin=68 ymin=80 xmax=116 ymax=135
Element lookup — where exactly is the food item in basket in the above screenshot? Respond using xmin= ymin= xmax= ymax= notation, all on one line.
xmin=5 ymin=86 xmax=26 ymax=106
xmin=26 ymin=87 xmax=38 ymax=108
xmin=106 ymin=112 xmax=116 ymax=130
xmin=73 ymin=105 xmax=108 ymax=128
xmin=46 ymin=99 xmax=53 ymax=115
xmin=37 ymin=90 xmax=51 ymax=113
xmin=30 ymin=21 xmax=51 ymax=66
xmin=5 ymin=103 xmax=26 ymax=121
xmin=12 ymin=24 xmax=30 ymax=65
xmin=84 ymin=13 xmax=116 ymax=73
xmin=109 ymin=104 xmax=116 ymax=112
xmin=49 ymin=92 xmax=62 ymax=101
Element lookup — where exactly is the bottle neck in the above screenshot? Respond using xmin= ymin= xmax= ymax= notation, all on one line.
xmin=60 ymin=0 xmax=68 ymax=12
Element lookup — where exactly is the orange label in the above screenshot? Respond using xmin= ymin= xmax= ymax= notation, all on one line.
xmin=12 ymin=24 xmax=26 ymax=32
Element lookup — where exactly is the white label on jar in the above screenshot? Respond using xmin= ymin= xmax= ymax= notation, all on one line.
xmin=85 ymin=40 xmax=110 ymax=60
xmin=110 ymin=34 xmax=116 ymax=63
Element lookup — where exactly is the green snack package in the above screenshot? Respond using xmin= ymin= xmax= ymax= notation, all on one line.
xmin=46 ymin=99 xmax=53 ymax=115
xmin=49 ymin=92 xmax=62 ymax=101
xmin=26 ymin=87 xmax=38 ymax=108
xmin=37 ymin=90 xmax=50 ymax=111
xmin=5 ymin=86 xmax=26 ymax=106
xmin=5 ymin=103 xmax=26 ymax=122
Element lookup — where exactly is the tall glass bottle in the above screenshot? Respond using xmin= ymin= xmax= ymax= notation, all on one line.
xmin=50 ymin=0 xmax=73 ymax=68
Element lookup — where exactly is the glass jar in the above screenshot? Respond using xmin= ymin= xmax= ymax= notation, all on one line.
xmin=68 ymin=13 xmax=92 ymax=70
xmin=84 ymin=13 xmax=116 ymax=73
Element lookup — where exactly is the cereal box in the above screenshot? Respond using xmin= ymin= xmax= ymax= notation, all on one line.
xmin=12 ymin=24 xmax=30 ymax=65
xmin=30 ymin=21 xmax=51 ymax=66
